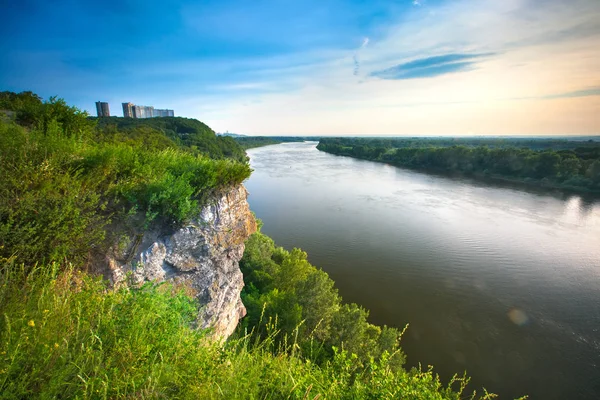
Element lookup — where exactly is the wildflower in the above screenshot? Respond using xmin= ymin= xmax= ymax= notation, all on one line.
xmin=54 ymin=343 xmax=59 ymax=348
xmin=43 ymin=310 xmax=49 ymax=313
xmin=28 ymin=320 xmax=35 ymax=327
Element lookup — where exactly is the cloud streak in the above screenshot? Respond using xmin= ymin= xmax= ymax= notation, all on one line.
xmin=370 ymin=53 xmax=494 ymax=80
xmin=509 ymin=87 xmax=600 ymax=101
xmin=353 ymin=37 xmax=370 ymax=76
xmin=542 ymin=87 xmax=600 ymax=100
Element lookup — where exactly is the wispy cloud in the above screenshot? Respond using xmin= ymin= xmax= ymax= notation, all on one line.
xmin=353 ymin=37 xmax=370 ymax=76
xmin=509 ymin=87 xmax=600 ymax=101
xmin=370 ymin=53 xmax=494 ymax=80
xmin=542 ymin=87 xmax=600 ymax=100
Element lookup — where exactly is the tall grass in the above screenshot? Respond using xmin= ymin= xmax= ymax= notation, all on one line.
xmin=0 ymin=119 xmax=251 ymax=265
xmin=0 ymin=260 xmax=492 ymax=399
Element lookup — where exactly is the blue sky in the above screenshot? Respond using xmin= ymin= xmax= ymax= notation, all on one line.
xmin=1 ymin=0 xmax=599 ymax=135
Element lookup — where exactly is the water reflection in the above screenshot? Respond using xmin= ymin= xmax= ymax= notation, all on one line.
xmin=246 ymin=142 xmax=600 ymax=400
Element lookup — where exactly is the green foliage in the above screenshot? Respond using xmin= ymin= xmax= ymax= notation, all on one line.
xmin=94 ymin=116 xmax=248 ymax=162
xmin=0 ymin=261 xmax=203 ymax=399
xmin=0 ymin=91 xmax=43 ymax=126
xmin=0 ymin=123 xmax=106 ymax=265
xmin=318 ymin=137 xmax=600 ymax=194
xmin=239 ymin=231 xmax=405 ymax=369
xmin=0 ymin=260 xmax=493 ymax=399
xmin=1 ymin=91 xmax=95 ymax=140
xmin=0 ymin=93 xmax=251 ymax=265
xmin=72 ymin=143 xmax=251 ymax=225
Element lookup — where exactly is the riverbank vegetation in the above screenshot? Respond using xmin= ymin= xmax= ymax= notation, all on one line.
xmin=317 ymin=137 xmax=600 ymax=194
xmin=0 ymin=91 xmax=499 ymax=398
xmin=240 ymin=230 xmax=404 ymax=368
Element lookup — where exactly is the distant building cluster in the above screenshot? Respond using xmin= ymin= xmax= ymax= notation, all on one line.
xmin=95 ymin=101 xmax=174 ymax=118
xmin=122 ymin=102 xmax=175 ymax=119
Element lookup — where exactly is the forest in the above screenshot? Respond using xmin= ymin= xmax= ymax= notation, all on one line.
xmin=318 ymin=137 xmax=600 ymax=194
xmin=0 ymin=91 xmax=494 ymax=399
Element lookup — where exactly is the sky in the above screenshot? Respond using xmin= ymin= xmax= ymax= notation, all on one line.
xmin=1 ymin=0 xmax=599 ymax=135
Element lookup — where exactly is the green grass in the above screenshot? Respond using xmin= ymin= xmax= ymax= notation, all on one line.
xmin=0 ymin=260 xmax=493 ymax=399
xmin=0 ymin=116 xmax=250 ymax=265
xmin=93 ymin=116 xmax=248 ymax=162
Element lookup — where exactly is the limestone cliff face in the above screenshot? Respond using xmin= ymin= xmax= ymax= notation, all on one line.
xmin=104 ymin=185 xmax=256 ymax=339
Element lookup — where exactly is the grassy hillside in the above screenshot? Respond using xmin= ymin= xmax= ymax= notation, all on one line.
xmin=0 ymin=91 xmax=251 ymax=265
xmin=94 ymin=116 xmax=248 ymax=162
xmin=0 ymin=91 xmax=502 ymax=399
xmin=1 ymin=260 xmax=489 ymax=399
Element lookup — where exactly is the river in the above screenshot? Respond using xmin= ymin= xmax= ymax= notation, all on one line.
xmin=244 ymin=142 xmax=600 ymax=399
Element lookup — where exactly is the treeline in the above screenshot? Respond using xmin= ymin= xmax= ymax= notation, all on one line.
xmin=318 ymin=137 xmax=600 ymax=194
xmin=318 ymin=136 xmax=599 ymax=151
xmin=0 ymin=91 xmax=495 ymax=398
xmin=234 ymin=136 xmax=311 ymax=150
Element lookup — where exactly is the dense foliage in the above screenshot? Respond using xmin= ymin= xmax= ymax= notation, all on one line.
xmin=320 ymin=137 xmax=599 ymax=151
xmin=318 ymin=137 xmax=600 ymax=194
xmin=95 ymin=116 xmax=248 ymax=162
xmin=0 ymin=91 xmax=251 ymax=265
xmin=239 ymin=231 xmax=404 ymax=368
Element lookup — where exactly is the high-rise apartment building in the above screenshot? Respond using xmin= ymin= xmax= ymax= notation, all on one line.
xmin=133 ymin=105 xmax=154 ymax=119
xmin=122 ymin=102 xmax=134 ymax=118
xmin=95 ymin=101 xmax=110 ymax=117
xmin=153 ymin=108 xmax=175 ymax=117
xmin=122 ymin=102 xmax=174 ymax=118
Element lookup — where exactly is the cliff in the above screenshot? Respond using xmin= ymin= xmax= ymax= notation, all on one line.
xmin=103 ymin=185 xmax=257 ymax=338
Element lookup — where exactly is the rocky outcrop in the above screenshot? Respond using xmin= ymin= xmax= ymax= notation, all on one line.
xmin=104 ymin=185 xmax=257 ymax=339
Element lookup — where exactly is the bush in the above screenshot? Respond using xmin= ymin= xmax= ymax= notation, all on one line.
xmin=239 ymin=231 xmax=405 ymax=369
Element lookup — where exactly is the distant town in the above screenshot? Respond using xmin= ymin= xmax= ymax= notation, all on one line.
xmin=95 ymin=101 xmax=174 ymax=118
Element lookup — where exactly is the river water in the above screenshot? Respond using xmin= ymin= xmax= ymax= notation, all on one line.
xmin=244 ymin=142 xmax=600 ymax=399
